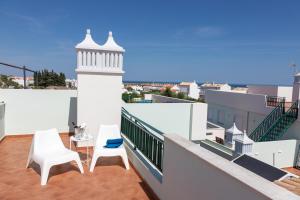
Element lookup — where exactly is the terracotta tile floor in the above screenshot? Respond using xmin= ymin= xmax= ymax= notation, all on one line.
xmin=283 ymin=167 xmax=300 ymax=176
xmin=0 ymin=135 xmax=157 ymax=200
xmin=274 ymin=167 xmax=300 ymax=196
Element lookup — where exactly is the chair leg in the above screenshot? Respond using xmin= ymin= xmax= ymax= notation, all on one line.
xmin=26 ymin=142 xmax=33 ymax=168
xmin=74 ymin=155 xmax=84 ymax=174
xmin=121 ymin=151 xmax=130 ymax=170
xmin=89 ymin=153 xmax=98 ymax=172
xmin=26 ymin=157 xmax=32 ymax=168
xmin=41 ymin=165 xmax=51 ymax=186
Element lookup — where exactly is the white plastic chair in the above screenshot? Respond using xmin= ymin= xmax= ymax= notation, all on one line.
xmin=26 ymin=128 xmax=84 ymax=185
xmin=89 ymin=125 xmax=129 ymax=172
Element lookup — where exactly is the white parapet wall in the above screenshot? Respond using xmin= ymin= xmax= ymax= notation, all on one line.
xmin=162 ymin=134 xmax=299 ymax=200
xmin=123 ymin=102 xmax=207 ymax=141
xmin=247 ymin=85 xmax=293 ymax=101
xmin=123 ymin=131 xmax=299 ymax=199
xmin=252 ymin=140 xmax=300 ymax=168
xmin=0 ymin=89 xmax=77 ymax=135
xmin=150 ymin=94 xmax=196 ymax=103
xmin=206 ymin=121 xmax=225 ymax=140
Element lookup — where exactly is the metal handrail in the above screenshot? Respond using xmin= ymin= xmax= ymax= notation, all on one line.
xmin=121 ymin=113 xmax=164 ymax=142
xmin=259 ymin=100 xmax=298 ymax=141
xmin=121 ymin=108 xmax=164 ymax=172
xmin=122 ymin=107 xmax=164 ymax=136
xmin=266 ymin=95 xmax=285 ymax=107
xmin=0 ymin=62 xmax=36 ymax=88
xmin=249 ymin=101 xmax=285 ymax=141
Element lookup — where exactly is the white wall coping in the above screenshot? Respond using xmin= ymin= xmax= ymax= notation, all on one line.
xmin=151 ymin=94 xmax=196 ymax=103
xmin=164 ymin=134 xmax=300 ymax=200
xmin=76 ymin=68 xmax=124 ymax=75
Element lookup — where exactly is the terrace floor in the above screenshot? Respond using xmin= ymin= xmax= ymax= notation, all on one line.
xmin=0 ymin=135 xmax=157 ymax=200
xmin=274 ymin=168 xmax=300 ymax=196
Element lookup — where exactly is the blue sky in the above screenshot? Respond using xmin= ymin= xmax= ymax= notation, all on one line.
xmin=1 ymin=0 xmax=300 ymax=85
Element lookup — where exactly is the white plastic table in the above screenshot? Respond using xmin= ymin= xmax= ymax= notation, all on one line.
xmin=69 ymin=135 xmax=93 ymax=167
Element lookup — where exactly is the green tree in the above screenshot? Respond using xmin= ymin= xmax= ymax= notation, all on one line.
xmin=33 ymin=69 xmax=66 ymax=88
xmin=127 ymin=86 xmax=133 ymax=91
xmin=0 ymin=75 xmax=22 ymax=89
xmin=177 ymin=92 xmax=185 ymax=99
xmin=122 ymin=93 xmax=130 ymax=103
xmin=122 ymin=92 xmax=142 ymax=103
xmin=161 ymin=87 xmax=175 ymax=97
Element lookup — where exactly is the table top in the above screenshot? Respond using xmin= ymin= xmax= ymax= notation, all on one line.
xmin=70 ymin=134 xmax=93 ymax=142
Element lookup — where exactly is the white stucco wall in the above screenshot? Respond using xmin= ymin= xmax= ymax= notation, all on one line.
xmin=123 ymin=103 xmax=207 ymax=141
xmin=188 ymin=83 xmax=200 ymax=99
xmin=0 ymin=89 xmax=77 ymax=135
xmin=283 ymin=120 xmax=300 ymax=140
xmin=252 ymin=140 xmax=299 ymax=168
xmin=221 ymin=84 xmax=232 ymax=91
xmin=162 ymin=134 xmax=299 ymax=200
xmin=206 ymin=90 xmax=272 ymax=115
xmin=278 ymin=86 xmax=293 ymax=101
xmin=190 ymin=103 xmax=207 ymax=141
xmin=206 ymin=90 xmax=275 ymax=136
xmin=247 ymin=85 xmax=293 ymax=101
xmin=151 ymin=94 xmax=195 ymax=103
xmin=77 ymin=72 xmax=123 ymax=138
xmin=207 ymin=102 xmax=267 ymax=134
xmin=248 ymin=85 xmax=279 ymax=96
xmin=206 ymin=121 xmax=225 ymax=140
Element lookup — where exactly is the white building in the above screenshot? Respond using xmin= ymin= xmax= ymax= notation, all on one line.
xmin=248 ymin=84 xmax=293 ymax=101
xmin=143 ymin=85 xmax=162 ymax=92
xmin=199 ymin=82 xmax=231 ymax=98
xmin=178 ymin=81 xmax=200 ymax=99
xmin=11 ymin=76 xmax=34 ymax=87
xmin=130 ymin=85 xmax=143 ymax=92
xmin=231 ymin=87 xmax=248 ymax=93
xmin=205 ymin=78 xmax=300 ymax=140
xmin=121 ymin=84 xmax=128 ymax=93
xmin=65 ymin=79 xmax=77 ymax=88
xmin=171 ymin=84 xmax=180 ymax=93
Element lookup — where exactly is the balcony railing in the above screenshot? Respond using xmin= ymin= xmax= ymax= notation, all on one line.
xmin=249 ymin=101 xmax=285 ymax=141
xmin=260 ymin=100 xmax=298 ymax=141
xmin=121 ymin=108 xmax=164 ymax=172
xmin=266 ymin=96 xmax=285 ymax=107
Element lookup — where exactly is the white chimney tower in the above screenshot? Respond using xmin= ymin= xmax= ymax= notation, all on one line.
xmin=233 ymin=131 xmax=254 ymax=157
xmin=292 ymin=73 xmax=300 ymax=102
xmin=75 ymin=29 xmax=125 ymax=146
xmin=225 ymin=123 xmax=243 ymax=148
